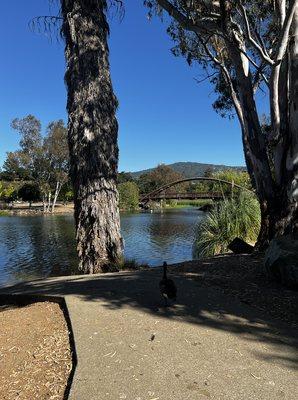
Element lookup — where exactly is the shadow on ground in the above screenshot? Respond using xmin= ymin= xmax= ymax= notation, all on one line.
xmin=2 ymin=265 xmax=297 ymax=372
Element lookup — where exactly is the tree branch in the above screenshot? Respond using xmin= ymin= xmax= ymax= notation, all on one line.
xmin=156 ymin=0 xmax=220 ymax=34
xmin=197 ymin=35 xmax=245 ymax=128
xmin=275 ymin=0 xmax=297 ymax=63
xmin=238 ymin=3 xmax=274 ymax=65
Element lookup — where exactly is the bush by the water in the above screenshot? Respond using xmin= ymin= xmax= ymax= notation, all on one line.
xmin=193 ymin=192 xmax=260 ymax=258
xmin=118 ymin=181 xmax=139 ymax=211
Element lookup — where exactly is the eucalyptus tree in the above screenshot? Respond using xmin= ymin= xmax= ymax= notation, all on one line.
xmin=146 ymin=0 xmax=298 ymax=246
xmin=61 ymin=0 xmax=123 ymax=273
xmin=44 ymin=120 xmax=69 ymax=212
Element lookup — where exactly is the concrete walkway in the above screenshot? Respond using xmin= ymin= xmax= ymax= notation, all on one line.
xmin=0 ymin=269 xmax=297 ymax=400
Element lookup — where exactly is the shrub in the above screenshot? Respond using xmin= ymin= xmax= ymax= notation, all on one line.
xmin=118 ymin=181 xmax=139 ymax=211
xmin=18 ymin=183 xmax=41 ymax=206
xmin=193 ymin=192 xmax=260 ymax=258
xmin=0 ymin=182 xmax=18 ymax=203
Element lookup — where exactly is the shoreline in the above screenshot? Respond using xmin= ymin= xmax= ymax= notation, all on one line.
xmin=1 ymin=203 xmax=208 ymax=216
xmin=0 ymin=203 xmax=74 ymax=216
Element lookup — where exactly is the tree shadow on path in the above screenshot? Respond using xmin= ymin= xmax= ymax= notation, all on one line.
xmin=1 ymin=266 xmax=297 ymax=372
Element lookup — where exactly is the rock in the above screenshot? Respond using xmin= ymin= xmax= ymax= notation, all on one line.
xmin=228 ymin=237 xmax=254 ymax=254
xmin=198 ymin=203 xmax=213 ymax=212
xmin=264 ymin=235 xmax=298 ymax=290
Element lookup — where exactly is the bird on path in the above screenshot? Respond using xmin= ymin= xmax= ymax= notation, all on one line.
xmin=159 ymin=261 xmax=177 ymax=306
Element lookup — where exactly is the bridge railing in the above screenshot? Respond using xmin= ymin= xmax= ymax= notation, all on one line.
xmin=140 ymin=176 xmax=253 ymax=204
xmin=142 ymin=192 xmax=223 ymax=200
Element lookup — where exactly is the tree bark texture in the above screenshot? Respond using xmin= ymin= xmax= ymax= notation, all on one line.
xmin=61 ymin=0 xmax=123 ymax=273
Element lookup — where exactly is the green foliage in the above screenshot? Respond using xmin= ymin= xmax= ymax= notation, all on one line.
xmin=0 ymin=210 xmax=9 ymax=216
xmin=18 ymin=183 xmax=41 ymax=204
xmin=58 ymin=182 xmax=74 ymax=202
xmin=62 ymin=190 xmax=74 ymax=202
xmin=11 ymin=115 xmax=42 ymax=155
xmin=194 ymin=192 xmax=260 ymax=259
xmin=137 ymin=164 xmax=185 ymax=194
xmin=2 ymin=151 xmax=31 ymax=181
xmin=118 ymin=181 xmax=140 ymax=211
xmin=117 ymin=172 xmax=134 ymax=184
xmin=212 ymin=169 xmax=252 ymax=190
xmin=173 ymin=199 xmax=212 ymax=207
xmin=0 ymin=182 xmax=18 ymax=203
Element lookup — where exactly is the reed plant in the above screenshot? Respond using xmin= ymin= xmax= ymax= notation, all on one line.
xmin=193 ymin=192 xmax=260 ymax=258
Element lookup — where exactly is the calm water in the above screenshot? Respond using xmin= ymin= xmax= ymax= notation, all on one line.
xmin=0 ymin=208 xmax=204 ymax=286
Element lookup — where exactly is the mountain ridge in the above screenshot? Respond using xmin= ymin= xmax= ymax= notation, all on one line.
xmin=129 ymin=161 xmax=246 ymax=179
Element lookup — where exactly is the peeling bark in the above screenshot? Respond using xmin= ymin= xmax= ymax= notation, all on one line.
xmin=61 ymin=0 xmax=123 ymax=273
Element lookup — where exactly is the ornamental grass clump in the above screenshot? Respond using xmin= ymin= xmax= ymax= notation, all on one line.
xmin=194 ymin=192 xmax=260 ymax=258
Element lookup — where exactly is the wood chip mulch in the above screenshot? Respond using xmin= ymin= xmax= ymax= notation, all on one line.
xmin=0 ymin=301 xmax=72 ymax=400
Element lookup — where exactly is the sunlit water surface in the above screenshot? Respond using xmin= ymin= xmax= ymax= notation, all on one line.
xmin=0 ymin=208 xmax=204 ymax=286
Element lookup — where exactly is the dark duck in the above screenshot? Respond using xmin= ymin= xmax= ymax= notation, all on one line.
xmin=159 ymin=262 xmax=177 ymax=306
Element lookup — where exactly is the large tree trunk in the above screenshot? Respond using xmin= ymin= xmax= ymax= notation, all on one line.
xmin=61 ymin=0 xmax=123 ymax=273
xmin=287 ymin=6 xmax=298 ymax=234
xmin=227 ymin=43 xmax=283 ymax=247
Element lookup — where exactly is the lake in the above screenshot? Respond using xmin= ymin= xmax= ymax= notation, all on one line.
xmin=0 ymin=208 xmax=204 ymax=286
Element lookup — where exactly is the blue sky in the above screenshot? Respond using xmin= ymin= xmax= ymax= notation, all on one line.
xmin=0 ymin=0 xmax=247 ymax=172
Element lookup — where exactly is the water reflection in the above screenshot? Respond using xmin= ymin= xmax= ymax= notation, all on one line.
xmin=0 ymin=208 xmax=203 ymax=286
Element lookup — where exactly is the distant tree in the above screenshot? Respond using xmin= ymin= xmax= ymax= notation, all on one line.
xmin=11 ymin=114 xmax=42 ymax=154
xmin=204 ymin=167 xmax=214 ymax=178
xmin=61 ymin=0 xmax=123 ymax=273
xmin=118 ymin=181 xmax=140 ymax=210
xmin=44 ymin=120 xmax=69 ymax=212
xmin=212 ymin=169 xmax=252 ymax=190
xmin=59 ymin=182 xmax=74 ymax=203
xmin=18 ymin=183 xmax=41 ymax=207
xmin=10 ymin=115 xmax=44 ymax=180
xmin=138 ymin=164 xmax=185 ymax=193
xmin=117 ymin=172 xmax=134 ymax=184
xmin=7 ymin=115 xmax=70 ymax=212
xmin=2 ymin=151 xmax=31 ymax=181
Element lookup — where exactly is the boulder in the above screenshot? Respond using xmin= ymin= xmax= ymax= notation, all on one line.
xmin=228 ymin=237 xmax=254 ymax=254
xmin=264 ymin=235 xmax=298 ymax=290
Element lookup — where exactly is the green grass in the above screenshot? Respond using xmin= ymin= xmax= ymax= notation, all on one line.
xmin=166 ymin=199 xmax=213 ymax=208
xmin=0 ymin=210 xmax=9 ymax=216
xmin=193 ymin=192 xmax=260 ymax=259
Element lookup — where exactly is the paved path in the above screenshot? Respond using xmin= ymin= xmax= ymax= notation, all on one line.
xmin=1 ymin=269 xmax=297 ymax=400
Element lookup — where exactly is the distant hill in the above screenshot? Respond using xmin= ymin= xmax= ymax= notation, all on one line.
xmin=129 ymin=162 xmax=246 ymax=179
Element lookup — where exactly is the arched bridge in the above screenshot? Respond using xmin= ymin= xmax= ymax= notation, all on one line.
xmin=140 ymin=176 xmax=252 ymax=206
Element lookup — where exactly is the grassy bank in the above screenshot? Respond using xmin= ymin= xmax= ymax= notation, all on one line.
xmin=165 ymin=199 xmax=213 ymax=208
xmin=0 ymin=210 xmax=9 ymax=216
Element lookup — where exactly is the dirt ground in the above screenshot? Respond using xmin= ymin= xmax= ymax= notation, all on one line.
xmin=0 ymin=301 xmax=72 ymax=400
xmin=171 ymin=252 xmax=298 ymax=327
xmin=2 ymin=203 xmax=74 ymax=215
